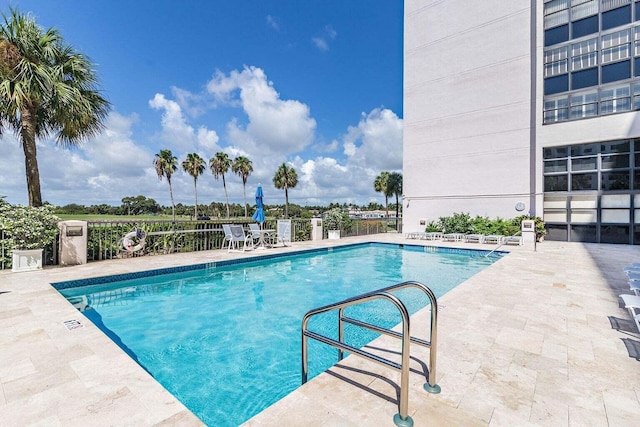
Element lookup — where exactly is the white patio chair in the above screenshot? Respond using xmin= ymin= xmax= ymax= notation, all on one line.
xmin=276 ymin=219 xmax=292 ymax=246
xmin=228 ymin=224 xmax=251 ymax=252
xmin=221 ymin=224 xmax=233 ymax=250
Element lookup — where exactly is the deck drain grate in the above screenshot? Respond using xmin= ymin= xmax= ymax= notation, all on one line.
xmin=63 ymin=319 xmax=84 ymax=331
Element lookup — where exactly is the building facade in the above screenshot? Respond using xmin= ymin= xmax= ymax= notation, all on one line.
xmin=404 ymin=0 xmax=640 ymax=244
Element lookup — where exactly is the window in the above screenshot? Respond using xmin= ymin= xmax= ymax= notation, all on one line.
xmin=571 ymin=39 xmax=598 ymax=71
xmin=545 ymin=159 xmax=568 ymax=172
xmin=572 ymin=157 xmax=598 ymax=170
xmin=544 ymin=97 xmax=569 ymax=122
xmin=544 ymin=0 xmax=570 ymax=29
xmin=545 ymin=46 xmax=569 ymax=76
xmin=602 ymin=171 xmax=631 ymax=189
xmin=572 ymin=173 xmax=599 ymax=189
xmin=570 ymin=91 xmax=599 ymax=117
xmin=545 ymin=175 xmax=569 ymax=191
xmin=602 ymin=29 xmax=631 ymax=63
xmin=600 ymin=85 xmax=631 ymax=112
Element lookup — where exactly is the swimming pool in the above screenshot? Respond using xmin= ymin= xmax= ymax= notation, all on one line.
xmin=53 ymin=243 xmax=502 ymax=426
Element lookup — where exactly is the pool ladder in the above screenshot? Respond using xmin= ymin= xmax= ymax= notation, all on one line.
xmin=301 ymin=281 xmax=441 ymax=427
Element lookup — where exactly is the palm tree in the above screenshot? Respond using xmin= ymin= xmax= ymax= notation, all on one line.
xmin=388 ymin=172 xmax=403 ymax=230
xmin=210 ymin=152 xmax=232 ymax=218
xmin=374 ymin=171 xmax=391 ymax=220
xmin=182 ymin=153 xmax=205 ymax=219
xmin=0 ymin=8 xmax=110 ymax=207
xmin=273 ymin=163 xmax=298 ymax=218
xmin=231 ymin=156 xmax=253 ymax=217
xmin=154 ymin=149 xmax=178 ymax=221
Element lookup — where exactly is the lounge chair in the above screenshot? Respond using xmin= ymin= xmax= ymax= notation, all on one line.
xmin=463 ymin=234 xmax=483 ymax=243
xmin=276 ymin=219 xmax=292 ymax=246
xmin=619 ymin=294 xmax=640 ymax=333
xmin=228 ymin=224 xmax=251 ymax=252
xmin=483 ymin=235 xmax=503 ymax=245
xmin=502 ymin=235 xmax=523 ymax=245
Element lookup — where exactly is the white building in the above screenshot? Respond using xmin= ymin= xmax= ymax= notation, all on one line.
xmin=404 ymin=0 xmax=640 ymax=244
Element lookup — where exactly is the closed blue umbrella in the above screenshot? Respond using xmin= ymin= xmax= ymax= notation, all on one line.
xmin=252 ymin=184 xmax=265 ymax=225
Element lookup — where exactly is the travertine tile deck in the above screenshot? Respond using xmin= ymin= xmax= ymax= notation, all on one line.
xmin=1 ymin=235 xmax=638 ymax=426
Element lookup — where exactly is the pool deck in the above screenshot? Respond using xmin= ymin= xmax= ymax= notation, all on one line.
xmin=1 ymin=234 xmax=639 ymax=426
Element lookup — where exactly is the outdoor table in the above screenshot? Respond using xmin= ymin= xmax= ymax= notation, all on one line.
xmin=255 ymin=229 xmax=275 ymax=250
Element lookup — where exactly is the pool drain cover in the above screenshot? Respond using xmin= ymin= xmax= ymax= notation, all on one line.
xmin=63 ymin=319 xmax=84 ymax=330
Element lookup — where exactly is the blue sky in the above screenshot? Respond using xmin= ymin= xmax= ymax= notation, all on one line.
xmin=1 ymin=0 xmax=403 ymax=208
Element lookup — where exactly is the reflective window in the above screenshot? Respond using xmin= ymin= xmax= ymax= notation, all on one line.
xmin=573 ymin=15 xmax=599 ymax=38
xmin=545 ymin=175 xmax=569 ymax=191
xmin=544 ymin=97 xmax=569 ymax=122
xmin=572 ymin=157 xmax=598 ymax=170
xmin=601 ymin=140 xmax=630 ymax=153
xmin=572 ymin=172 xmax=599 ymax=190
xmin=570 ymin=225 xmax=597 ymax=242
xmin=600 ymin=85 xmax=631 ymax=112
xmin=601 ymin=154 xmax=630 ymax=168
xmin=572 ymin=39 xmax=598 ymax=70
xmin=572 ymin=142 xmax=600 ymax=156
xmin=601 ymin=29 xmax=631 ymax=63
xmin=545 ymin=159 xmax=569 ymax=172
xmin=545 ymin=46 xmax=569 ymax=76
xmin=601 ymin=225 xmax=630 ymax=243
xmin=544 ymin=146 xmax=569 ymax=158
xmin=602 ymin=170 xmax=631 ymax=189
xmin=570 ymin=93 xmax=599 ymax=118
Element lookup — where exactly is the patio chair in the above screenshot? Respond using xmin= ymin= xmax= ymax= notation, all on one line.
xmin=276 ymin=219 xmax=292 ymax=246
xmin=222 ymin=224 xmax=233 ymax=250
xmin=619 ymin=294 xmax=640 ymax=333
xmin=228 ymin=224 xmax=252 ymax=252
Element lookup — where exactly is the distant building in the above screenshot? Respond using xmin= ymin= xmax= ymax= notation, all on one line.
xmin=404 ymin=0 xmax=640 ymax=244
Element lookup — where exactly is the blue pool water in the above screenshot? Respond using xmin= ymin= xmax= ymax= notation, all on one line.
xmin=54 ymin=243 xmax=501 ymax=426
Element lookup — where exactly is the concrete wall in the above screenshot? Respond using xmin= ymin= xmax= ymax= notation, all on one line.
xmin=403 ymin=1 xmax=535 ymax=232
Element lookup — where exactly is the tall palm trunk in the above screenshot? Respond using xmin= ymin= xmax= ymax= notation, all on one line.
xmin=193 ymin=179 xmax=198 ymax=219
xmin=223 ymin=176 xmax=230 ymax=218
xmin=242 ymin=182 xmax=247 ymax=217
xmin=20 ymin=108 xmax=42 ymax=207
xmin=395 ymin=194 xmax=400 ymax=230
xmin=284 ymin=186 xmax=289 ymax=218
xmin=168 ymin=178 xmax=176 ymax=221
xmin=384 ymin=196 xmax=389 ymax=221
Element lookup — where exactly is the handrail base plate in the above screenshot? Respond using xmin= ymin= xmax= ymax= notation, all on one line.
xmin=394 ymin=413 xmax=414 ymax=427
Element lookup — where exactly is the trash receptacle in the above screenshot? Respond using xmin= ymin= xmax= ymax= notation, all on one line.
xmin=521 ymin=219 xmax=535 ymax=244
xmin=58 ymin=220 xmax=88 ymax=266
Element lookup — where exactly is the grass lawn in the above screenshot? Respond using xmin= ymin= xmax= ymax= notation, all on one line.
xmin=54 ymin=214 xmax=192 ymax=221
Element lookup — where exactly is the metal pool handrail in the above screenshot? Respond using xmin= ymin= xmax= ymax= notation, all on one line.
xmin=301 ymin=281 xmax=440 ymax=427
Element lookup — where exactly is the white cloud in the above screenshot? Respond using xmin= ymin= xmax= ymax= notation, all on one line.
xmin=266 ymin=15 xmax=279 ymax=31
xmin=206 ymin=66 xmax=316 ymax=157
xmin=312 ymin=37 xmax=329 ymax=52
xmin=149 ymin=93 xmax=220 ymax=154
xmin=312 ymin=25 xmax=337 ymax=52
xmin=342 ymin=108 xmax=403 ymax=170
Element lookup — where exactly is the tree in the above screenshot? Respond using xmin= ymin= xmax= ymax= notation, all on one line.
xmin=154 ymin=149 xmax=178 ymax=221
xmin=374 ymin=171 xmax=391 ymax=220
xmin=210 ymin=152 xmax=231 ymax=218
xmin=273 ymin=163 xmax=298 ymax=218
xmin=231 ymin=156 xmax=253 ymax=217
xmin=388 ymin=172 xmax=403 ymax=230
xmin=0 ymin=8 xmax=110 ymax=207
xmin=182 ymin=153 xmax=205 ymax=219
